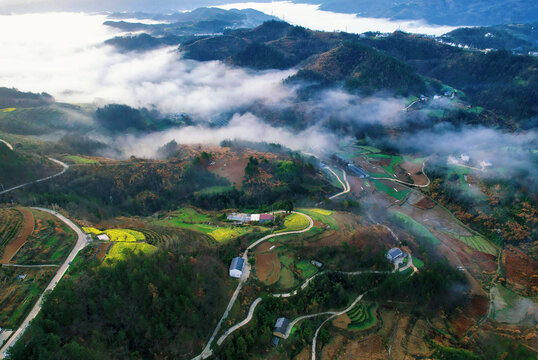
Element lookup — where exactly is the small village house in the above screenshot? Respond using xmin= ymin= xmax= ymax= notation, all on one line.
xmin=229 ymin=257 xmax=245 ymax=278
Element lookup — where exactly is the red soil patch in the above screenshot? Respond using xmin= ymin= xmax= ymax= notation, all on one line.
xmin=451 ymin=295 xmax=488 ymax=336
xmin=96 ymin=242 xmax=112 ymax=260
xmin=255 ymin=251 xmax=281 ymax=285
xmin=503 ymin=245 xmax=538 ymax=295
xmin=371 ymin=158 xmax=391 ymax=166
xmin=201 ymin=147 xmax=279 ymax=189
xmin=349 ymin=225 xmax=395 ymax=251
xmin=413 ymin=196 xmax=436 ymax=209
xmin=0 ymin=208 xmax=34 ymax=264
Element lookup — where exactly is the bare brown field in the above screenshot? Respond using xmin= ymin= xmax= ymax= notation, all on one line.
xmin=0 ymin=208 xmax=34 ymax=264
xmin=503 ymin=245 xmax=538 ymax=295
xmin=96 ymin=242 xmax=112 ymax=260
xmin=255 ymin=250 xmax=281 ymax=285
xmin=400 ymin=161 xmax=428 ymax=185
xmin=413 ymin=196 xmax=436 ymax=209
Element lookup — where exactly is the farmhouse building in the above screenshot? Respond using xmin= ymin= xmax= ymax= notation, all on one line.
xmin=273 ymin=317 xmax=290 ymax=338
xmin=311 ymin=260 xmax=323 ymax=268
xmin=229 ymin=257 xmax=245 ymax=278
xmin=227 ymin=213 xmax=251 ymax=223
xmin=259 ymin=214 xmax=274 ymax=223
xmin=97 ymin=234 xmax=110 ymax=241
xmin=386 ymin=248 xmax=406 ymax=264
xmin=250 ymin=214 xmax=260 ymax=222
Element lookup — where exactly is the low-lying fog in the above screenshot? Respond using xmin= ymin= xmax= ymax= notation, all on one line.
xmin=0 ymin=10 xmax=535 ymax=191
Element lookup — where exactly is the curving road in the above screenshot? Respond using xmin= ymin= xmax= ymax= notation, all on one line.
xmin=0 ymin=158 xmax=69 ymax=196
xmin=0 ymin=139 xmax=13 ymax=151
xmin=310 ymin=292 xmax=368 ymax=360
xmin=371 ymin=160 xmax=430 ymax=188
xmin=216 ymin=270 xmax=390 ymax=347
xmin=192 ymin=211 xmax=314 ymax=360
xmin=328 ymin=168 xmax=350 ymax=199
xmin=0 ymin=208 xmax=89 ymax=359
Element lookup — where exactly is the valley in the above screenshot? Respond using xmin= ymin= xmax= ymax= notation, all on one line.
xmin=0 ymin=3 xmax=536 ymax=360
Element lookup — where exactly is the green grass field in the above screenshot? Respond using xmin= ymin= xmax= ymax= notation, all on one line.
xmin=372 ymin=180 xmax=410 ymax=200
xmin=155 ymin=207 xmax=266 ymax=242
xmin=65 ymin=155 xmax=99 ymax=164
xmin=346 ymin=303 xmax=377 ymax=330
xmin=413 ymin=257 xmax=425 ymax=269
xmin=295 ymin=260 xmax=318 ymax=279
xmin=391 ymin=211 xmax=440 ymax=246
xmin=366 ymin=153 xmax=391 ymax=159
xmin=381 ymin=155 xmax=403 ymax=175
xmin=298 ymin=208 xmax=339 ymax=230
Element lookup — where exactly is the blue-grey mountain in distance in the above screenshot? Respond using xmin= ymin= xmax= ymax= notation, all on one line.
xmin=3 ymin=0 xmax=537 ymax=26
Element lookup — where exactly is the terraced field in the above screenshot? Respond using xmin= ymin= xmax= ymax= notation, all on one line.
xmin=346 ymin=303 xmax=378 ymax=330
xmin=0 ymin=209 xmax=22 ymax=251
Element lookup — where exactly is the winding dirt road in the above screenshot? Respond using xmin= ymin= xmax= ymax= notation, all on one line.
xmin=0 ymin=158 xmax=69 ymax=196
xmin=371 ymin=160 xmax=430 ymax=188
xmin=0 ymin=208 xmax=88 ymax=359
xmin=327 ymin=168 xmax=350 ymax=199
xmin=192 ymin=211 xmax=314 ymax=360
xmin=0 ymin=139 xmax=13 ymax=151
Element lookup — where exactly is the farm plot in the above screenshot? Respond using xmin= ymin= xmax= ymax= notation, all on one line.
xmin=372 ymin=179 xmax=410 ymax=200
xmin=276 ymin=213 xmax=310 ymax=233
xmin=105 ymin=242 xmax=157 ymax=262
xmin=11 ymin=209 xmax=76 ymax=264
xmin=390 ymin=211 xmax=440 ymax=246
xmin=255 ymin=250 xmax=281 ymax=285
xmin=295 ymin=259 xmax=318 ymax=279
xmin=298 ymin=208 xmax=338 ymax=230
xmin=155 ymin=207 xmax=265 ymax=243
xmin=0 ymin=208 xmax=25 ymax=263
xmin=0 ymin=266 xmax=55 ymax=329
xmin=450 ymin=233 xmax=497 ymax=255
xmin=83 ymin=227 xmax=145 ymax=242
xmin=65 ymin=155 xmax=99 ymax=164
xmin=334 ymin=303 xmax=378 ymax=331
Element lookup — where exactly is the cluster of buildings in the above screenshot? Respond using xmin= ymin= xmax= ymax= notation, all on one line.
xmin=333 ymin=154 xmax=370 ymax=179
xmin=227 ymin=213 xmax=274 ymax=223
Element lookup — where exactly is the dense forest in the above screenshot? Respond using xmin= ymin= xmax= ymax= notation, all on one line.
xmin=7 ymin=250 xmax=232 ymax=359
xmin=3 ymin=153 xmax=335 ymax=220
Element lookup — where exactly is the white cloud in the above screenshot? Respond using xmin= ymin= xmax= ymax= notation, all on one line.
xmin=217 ymin=1 xmax=456 ymax=36
xmin=117 ymin=112 xmax=344 ymax=158
xmin=0 ymin=12 xmax=296 ymax=118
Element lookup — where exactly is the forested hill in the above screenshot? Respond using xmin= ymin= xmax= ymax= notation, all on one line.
xmin=181 ymin=21 xmax=538 ymax=120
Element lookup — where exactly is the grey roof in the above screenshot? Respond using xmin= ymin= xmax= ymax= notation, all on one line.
xmin=273 ymin=317 xmax=290 ymax=333
xmin=388 ymin=248 xmax=403 ymax=258
xmin=230 ymin=257 xmax=245 ymax=271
